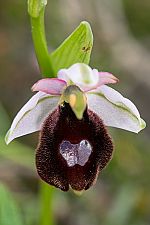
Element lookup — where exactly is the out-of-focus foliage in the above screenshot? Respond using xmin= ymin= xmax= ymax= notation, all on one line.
xmin=0 ymin=184 xmax=24 ymax=225
xmin=0 ymin=0 xmax=150 ymax=225
xmin=123 ymin=0 xmax=150 ymax=39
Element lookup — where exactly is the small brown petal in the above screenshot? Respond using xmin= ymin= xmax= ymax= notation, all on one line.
xmin=36 ymin=103 xmax=113 ymax=191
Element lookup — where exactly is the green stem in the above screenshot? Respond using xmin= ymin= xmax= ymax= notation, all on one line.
xmin=30 ymin=8 xmax=54 ymax=77
xmin=39 ymin=182 xmax=55 ymax=225
xmin=30 ymin=3 xmax=56 ymax=225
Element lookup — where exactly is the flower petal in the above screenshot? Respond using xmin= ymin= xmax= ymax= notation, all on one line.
xmin=98 ymin=71 xmax=119 ymax=86
xmin=58 ymin=63 xmax=100 ymax=91
xmin=32 ymin=78 xmax=67 ymax=95
xmin=87 ymin=85 xmax=146 ymax=133
xmin=36 ymin=102 xmax=113 ymax=191
xmin=5 ymin=92 xmax=60 ymax=144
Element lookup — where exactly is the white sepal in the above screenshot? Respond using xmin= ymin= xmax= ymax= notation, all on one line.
xmin=5 ymin=92 xmax=59 ymax=144
xmin=87 ymin=85 xmax=146 ymax=133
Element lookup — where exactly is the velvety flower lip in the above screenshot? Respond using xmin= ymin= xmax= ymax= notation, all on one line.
xmin=5 ymin=63 xmax=145 ymax=144
xmin=36 ymin=102 xmax=113 ymax=191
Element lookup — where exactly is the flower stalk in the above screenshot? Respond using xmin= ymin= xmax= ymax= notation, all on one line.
xmin=29 ymin=4 xmax=54 ymax=77
xmin=28 ymin=1 xmax=55 ymax=224
xmin=39 ymin=182 xmax=55 ymax=225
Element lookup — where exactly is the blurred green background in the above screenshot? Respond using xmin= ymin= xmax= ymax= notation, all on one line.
xmin=0 ymin=0 xmax=150 ymax=225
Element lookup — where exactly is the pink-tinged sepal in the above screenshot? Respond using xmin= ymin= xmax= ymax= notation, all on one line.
xmin=32 ymin=78 xmax=67 ymax=95
xmin=98 ymin=71 xmax=119 ymax=86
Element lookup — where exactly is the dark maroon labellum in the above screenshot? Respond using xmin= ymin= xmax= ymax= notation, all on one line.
xmin=36 ymin=103 xmax=113 ymax=191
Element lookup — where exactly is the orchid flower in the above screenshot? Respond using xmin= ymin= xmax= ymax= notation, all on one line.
xmin=5 ymin=63 xmax=146 ymax=192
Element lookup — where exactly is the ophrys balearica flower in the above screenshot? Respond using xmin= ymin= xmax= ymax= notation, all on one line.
xmin=5 ymin=63 xmax=146 ymax=192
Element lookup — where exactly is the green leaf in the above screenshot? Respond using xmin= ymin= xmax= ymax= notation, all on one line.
xmin=28 ymin=0 xmax=47 ymax=18
xmin=51 ymin=21 xmax=93 ymax=74
xmin=0 ymin=184 xmax=24 ymax=225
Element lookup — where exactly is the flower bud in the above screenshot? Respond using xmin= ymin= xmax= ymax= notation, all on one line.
xmin=28 ymin=0 xmax=47 ymax=18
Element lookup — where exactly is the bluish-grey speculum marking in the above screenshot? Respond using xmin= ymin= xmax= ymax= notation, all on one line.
xmin=60 ymin=140 xmax=92 ymax=167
